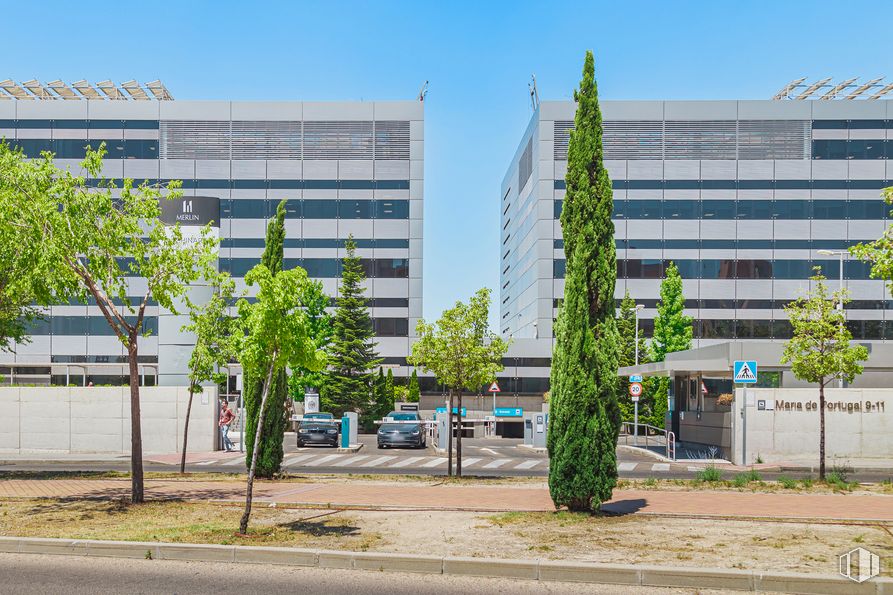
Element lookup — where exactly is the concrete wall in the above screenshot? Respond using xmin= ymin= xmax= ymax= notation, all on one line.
xmin=731 ymin=387 xmax=893 ymax=466
xmin=0 ymin=386 xmax=217 ymax=455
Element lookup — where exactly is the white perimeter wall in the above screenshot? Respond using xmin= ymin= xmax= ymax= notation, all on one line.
xmin=0 ymin=386 xmax=217 ymax=455
xmin=732 ymin=388 xmax=893 ymax=466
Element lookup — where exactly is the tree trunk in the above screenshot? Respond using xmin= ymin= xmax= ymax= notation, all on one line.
xmin=456 ymin=389 xmax=463 ymax=478
xmin=819 ymin=381 xmax=826 ymax=480
xmin=127 ymin=339 xmax=144 ymax=503
xmin=240 ymin=360 xmax=275 ymax=535
xmin=180 ymin=378 xmax=196 ymax=474
xmin=446 ymin=389 xmax=453 ymax=477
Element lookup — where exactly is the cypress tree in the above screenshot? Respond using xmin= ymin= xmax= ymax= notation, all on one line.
xmin=325 ymin=236 xmax=381 ymax=418
xmin=244 ymin=200 xmax=289 ymax=477
xmin=649 ymin=262 xmax=693 ymax=427
xmin=408 ymin=369 xmax=420 ymax=402
xmin=547 ymin=51 xmax=621 ymax=512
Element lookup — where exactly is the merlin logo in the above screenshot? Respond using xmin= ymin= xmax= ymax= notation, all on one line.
xmin=182 ymin=200 xmax=193 ymax=214
xmin=839 ymin=547 xmax=880 ymax=583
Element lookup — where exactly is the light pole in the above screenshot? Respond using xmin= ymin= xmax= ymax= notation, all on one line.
xmin=634 ymin=304 xmax=644 ymax=445
xmin=634 ymin=304 xmax=645 ymax=365
xmin=817 ymin=249 xmax=847 ymax=388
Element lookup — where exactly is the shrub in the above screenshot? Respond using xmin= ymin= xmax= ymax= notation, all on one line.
xmin=778 ymin=476 xmax=797 ymax=489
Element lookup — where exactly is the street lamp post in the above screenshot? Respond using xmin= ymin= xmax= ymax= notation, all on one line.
xmin=817 ymin=249 xmax=847 ymax=388
xmin=634 ymin=304 xmax=645 ymax=366
xmin=633 ymin=304 xmax=644 ymax=445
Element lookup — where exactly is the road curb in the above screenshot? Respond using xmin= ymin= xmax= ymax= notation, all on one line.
xmin=0 ymin=536 xmax=889 ymax=592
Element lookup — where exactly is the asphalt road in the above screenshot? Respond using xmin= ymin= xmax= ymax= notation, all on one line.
xmin=0 ymin=434 xmax=889 ymax=482
xmin=0 ymin=553 xmax=732 ymax=595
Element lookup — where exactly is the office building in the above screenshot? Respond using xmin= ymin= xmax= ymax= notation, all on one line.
xmin=0 ymin=79 xmax=423 ymax=386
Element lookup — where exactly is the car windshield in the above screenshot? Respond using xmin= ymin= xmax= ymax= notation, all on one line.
xmin=388 ymin=413 xmax=418 ymax=421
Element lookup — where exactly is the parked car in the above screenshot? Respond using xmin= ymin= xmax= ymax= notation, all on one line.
xmin=377 ymin=411 xmax=426 ymax=449
xmin=297 ymin=412 xmax=340 ymax=447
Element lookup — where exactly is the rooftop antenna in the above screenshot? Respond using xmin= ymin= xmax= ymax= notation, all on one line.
xmin=528 ymin=74 xmax=539 ymax=110
xmin=417 ymin=80 xmax=429 ymax=102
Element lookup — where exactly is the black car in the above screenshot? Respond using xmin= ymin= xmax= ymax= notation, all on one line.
xmin=297 ymin=414 xmax=340 ymax=447
xmin=377 ymin=412 xmax=426 ymax=449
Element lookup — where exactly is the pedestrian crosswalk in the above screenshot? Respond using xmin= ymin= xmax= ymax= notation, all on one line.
xmin=186 ymin=451 xmax=699 ymax=475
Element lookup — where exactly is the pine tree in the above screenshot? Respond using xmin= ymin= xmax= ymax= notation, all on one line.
xmin=616 ymin=290 xmax=649 ymax=421
xmin=325 ymin=236 xmax=381 ymax=418
xmin=648 ymin=262 xmax=693 ymax=427
xmin=547 ymin=51 xmax=621 ymax=512
xmin=408 ymin=369 xmax=420 ymax=402
xmin=386 ymin=369 xmax=395 ymax=405
xmin=244 ymin=200 xmax=289 ymax=478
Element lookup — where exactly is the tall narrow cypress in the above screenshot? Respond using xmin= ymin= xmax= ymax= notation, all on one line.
xmin=244 ymin=200 xmax=289 ymax=477
xmin=547 ymin=51 xmax=621 ymax=512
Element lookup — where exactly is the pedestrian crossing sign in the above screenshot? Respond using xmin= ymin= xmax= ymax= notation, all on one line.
xmin=733 ymin=360 xmax=758 ymax=384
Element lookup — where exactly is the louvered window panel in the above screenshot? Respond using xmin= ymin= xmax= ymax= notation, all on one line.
xmin=374 ymin=121 xmax=410 ymax=159
xmin=160 ymin=121 xmax=231 ymax=159
xmin=664 ymin=121 xmax=737 ymax=160
xmin=604 ymin=121 xmax=664 ymax=160
xmin=232 ymin=121 xmax=301 ymax=160
xmin=738 ymin=120 xmax=810 ymax=160
xmin=303 ymin=121 xmax=373 ymax=159
xmin=518 ymin=138 xmax=533 ymax=190
xmin=553 ymin=121 xmax=574 ymax=160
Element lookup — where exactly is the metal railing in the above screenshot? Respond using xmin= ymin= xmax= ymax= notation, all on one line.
xmin=620 ymin=422 xmax=676 ymax=461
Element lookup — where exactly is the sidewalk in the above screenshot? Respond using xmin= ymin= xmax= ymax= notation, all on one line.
xmin=0 ymin=478 xmax=890 ymax=521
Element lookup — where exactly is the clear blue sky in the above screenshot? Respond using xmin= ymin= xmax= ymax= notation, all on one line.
xmin=6 ymin=1 xmax=892 ymax=327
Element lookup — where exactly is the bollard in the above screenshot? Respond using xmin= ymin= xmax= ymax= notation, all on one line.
xmin=341 ymin=416 xmax=350 ymax=448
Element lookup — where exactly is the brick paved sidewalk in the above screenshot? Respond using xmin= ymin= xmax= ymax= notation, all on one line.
xmin=0 ymin=478 xmax=891 ymax=521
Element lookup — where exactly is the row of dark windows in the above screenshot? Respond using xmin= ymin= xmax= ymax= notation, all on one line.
xmin=7 ymin=138 xmax=158 ymax=159
xmin=629 ymin=318 xmax=893 ymax=341
xmin=812 ymin=140 xmax=893 ymax=160
xmin=551 ymin=298 xmax=893 ymax=311
xmin=221 ymin=199 xmax=409 ymax=219
xmin=220 ymin=257 xmax=409 ymax=278
xmin=554 ymin=179 xmax=890 ymax=191
xmin=553 ymin=199 xmax=889 ymax=220
xmin=83 ymin=178 xmax=410 ymax=190
xmin=552 ymin=258 xmax=874 ymax=280
xmin=0 ymin=119 xmax=159 ymax=129
xmin=221 ymin=238 xmax=409 ymax=249
xmin=29 ymin=316 xmax=408 ymax=337
xmin=50 ymin=355 xmax=159 ymax=364
xmin=554 ymin=239 xmax=862 ymax=251
xmin=812 ymin=120 xmax=893 ymax=130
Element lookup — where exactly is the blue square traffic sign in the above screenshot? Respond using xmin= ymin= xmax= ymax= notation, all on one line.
xmin=733 ymin=360 xmax=758 ymax=384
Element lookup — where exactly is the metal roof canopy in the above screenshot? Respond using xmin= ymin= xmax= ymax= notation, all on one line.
xmin=0 ymin=79 xmax=173 ymax=100
xmin=618 ymin=340 xmax=893 ymax=378
xmin=773 ymin=77 xmax=888 ymax=100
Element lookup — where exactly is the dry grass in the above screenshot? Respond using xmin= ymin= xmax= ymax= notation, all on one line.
xmin=0 ymin=499 xmax=380 ymax=550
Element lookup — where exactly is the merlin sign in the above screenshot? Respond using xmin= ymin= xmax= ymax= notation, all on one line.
xmin=159 ymin=195 xmax=220 ymax=227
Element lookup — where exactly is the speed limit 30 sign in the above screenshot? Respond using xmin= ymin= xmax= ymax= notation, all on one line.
xmin=629 ymin=382 xmax=643 ymax=397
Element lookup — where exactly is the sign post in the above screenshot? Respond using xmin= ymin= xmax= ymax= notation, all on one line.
xmin=733 ymin=361 xmax=758 ymax=465
xmin=488 ymin=381 xmax=501 ymax=414
xmin=629 ymin=382 xmax=643 ymax=445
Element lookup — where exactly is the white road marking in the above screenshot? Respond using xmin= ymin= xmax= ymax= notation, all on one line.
xmin=651 ymin=463 xmax=670 ymax=472
xmin=363 ymin=456 xmax=397 ymax=467
xmin=196 ymin=459 xmax=219 ymax=466
xmin=459 ymin=457 xmax=482 ymax=468
xmin=514 ymin=459 xmax=539 ymax=470
xmin=687 ymin=466 xmax=703 ymax=472
xmin=331 ymin=455 xmax=369 ymax=467
xmin=618 ymin=462 xmax=637 ymax=472
xmin=283 ymin=454 xmax=317 ymax=466
xmin=479 ymin=448 xmax=501 ymax=456
xmin=483 ymin=459 xmax=510 ymax=469
xmin=304 ymin=454 xmax=342 ymax=467
xmin=389 ymin=457 xmax=427 ymax=468
xmin=420 ymin=458 xmax=446 ymax=468
xmin=222 ymin=456 xmax=247 ymax=467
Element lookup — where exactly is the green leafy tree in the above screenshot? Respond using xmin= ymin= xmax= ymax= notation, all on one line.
xmin=288 ymin=279 xmax=333 ymax=402
xmin=648 ymin=262 xmax=693 ymax=427
xmin=0 ymin=143 xmax=217 ymax=503
xmin=616 ymin=291 xmax=649 ymax=421
xmin=851 ymin=187 xmax=893 ymax=296
xmin=325 ymin=237 xmax=380 ymax=416
xmin=781 ymin=271 xmax=868 ymax=479
xmin=394 ymin=385 xmax=410 ymax=402
xmin=368 ymin=368 xmax=394 ymax=428
xmin=408 ymin=369 xmax=421 ymax=402
xmin=180 ymin=273 xmax=236 ymax=473
xmin=244 ymin=200 xmax=290 ymax=478
xmin=235 ymin=264 xmax=325 ymax=534
xmin=409 ymin=287 xmax=507 ymax=477
xmin=547 ymin=51 xmax=621 ymax=512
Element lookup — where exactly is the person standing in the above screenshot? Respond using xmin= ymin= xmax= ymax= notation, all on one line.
xmin=219 ymin=400 xmax=236 ymax=452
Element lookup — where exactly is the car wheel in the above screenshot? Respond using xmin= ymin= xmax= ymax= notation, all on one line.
xmin=297 ymin=441 xmax=304 ymax=447
xmin=378 ymin=444 xmax=386 ymax=449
